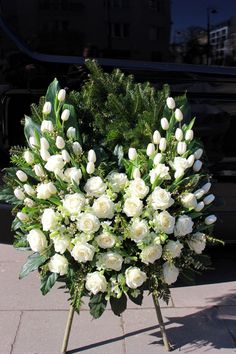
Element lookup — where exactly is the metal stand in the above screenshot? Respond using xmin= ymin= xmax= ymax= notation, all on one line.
xmin=61 ymin=295 xmax=172 ymax=353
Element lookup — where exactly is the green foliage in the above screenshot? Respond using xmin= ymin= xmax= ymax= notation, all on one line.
xmin=19 ymin=253 xmax=47 ymax=279
xmin=89 ymin=293 xmax=107 ymax=319
xmin=110 ymin=293 xmax=127 ymax=316
xmin=40 ymin=272 xmax=58 ymax=295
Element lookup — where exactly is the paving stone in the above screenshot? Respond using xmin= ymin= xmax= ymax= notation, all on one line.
xmin=122 ymin=307 xmax=236 ymax=353
xmin=0 ymin=243 xmax=30 ymax=262
xmin=12 ymin=310 xmax=124 ymax=354
xmin=217 ymin=306 xmax=236 ymax=347
xmin=0 ymin=311 xmax=21 ymax=354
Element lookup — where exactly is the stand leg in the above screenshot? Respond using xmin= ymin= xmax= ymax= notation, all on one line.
xmin=61 ymin=305 xmax=75 ymax=354
xmin=152 ymin=293 xmax=172 ymax=351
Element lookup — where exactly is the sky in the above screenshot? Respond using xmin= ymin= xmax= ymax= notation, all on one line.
xmin=171 ymin=0 xmax=236 ymax=37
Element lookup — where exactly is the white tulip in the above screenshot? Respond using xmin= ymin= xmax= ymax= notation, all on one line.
xmin=17 ymin=212 xmax=29 ymax=222
xmin=45 ymin=154 xmax=65 ymax=172
xmin=62 ymin=149 xmax=71 ymax=163
xmin=166 ymin=97 xmax=175 ymax=110
xmin=40 ymin=137 xmax=49 ymax=150
xmin=133 ymin=167 xmax=141 ymax=179
xmin=57 ymin=89 xmax=66 ymax=102
xmin=153 ymin=130 xmax=161 ymax=144
xmin=88 ymin=149 xmax=96 ymax=163
xmin=202 ymin=182 xmax=211 ymax=194
xmin=177 ymin=141 xmax=187 ymax=155
xmin=24 ymin=151 xmax=34 ymax=164
xmin=175 ymin=128 xmax=183 ymax=141
xmin=61 ymin=109 xmax=70 ymax=122
xmin=34 ymin=164 xmax=45 ymax=177
xmin=185 ymin=129 xmax=194 ymax=141
xmin=40 ymin=148 xmax=50 ymax=161
xmin=203 ymin=194 xmax=215 ymax=205
xmin=187 ymin=154 xmax=195 ymax=167
xmin=16 ymin=170 xmax=28 ymax=182
xmin=41 ymin=120 xmax=53 ymax=133
xmin=14 ymin=187 xmax=25 ymax=200
xmin=23 ymin=184 xmax=35 ymax=196
xmin=175 ymin=108 xmax=183 ymax=122
xmin=24 ymin=198 xmax=34 ymax=207
xmin=181 ymin=193 xmax=197 ymax=209
xmin=159 ymin=138 xmax=167 ymax=152
xmin=161 ymin=118 xmax=169 ymax=130
xmin=72 ymin=141 xmax=82 ymax=155
xmin=195 ymin=201 xmax=204 ymax=212
xmin=128 ymin=147 xmax=137 ymax=160
xmin=66 ymin=127 xmax=76 ymax=139
xmin=194 ymin=148 xmax=203 ymax=160
xmin=42 ymin=101 xmax=52 ymax=115
xmin=174 ymin=169 xmax=184 ymax=179
xmin=29 ymin=136 xmax=38 ymax=148
xmin=86 ymin=162 xmax=95 ymax=174
xmin=194 ymin=189 xmax=205 ymax=199
xmin=56 ymin=136 xmax=65 ymax=149
xmin=146 ymin=143 xmax=155 ymax=157
xmin=153 ymin=153 xmax=162 ymax=165
xmin=193 ymin=160 xmax=202 ymax=172
xmin=205 ymin=215 xmax=217 ymax=225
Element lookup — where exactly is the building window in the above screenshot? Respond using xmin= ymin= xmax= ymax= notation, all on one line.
xmin=111 ymin=23 xmax=130 ymax=38
xmin=148 ymin=0 xmax=160 ymax=11
xmin=149 ymin=26 xmax=159 ymax=41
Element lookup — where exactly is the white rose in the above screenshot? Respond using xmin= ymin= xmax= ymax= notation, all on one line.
xmin=92 ymin=195 xmax=115 ymax=219
xmin=140 ymin=244 xmax=162 ymax=264
xmin=71 ymin=242 xmax=95 ymax=262
xmin=24 ymin=150 xmax=34 ymax=164
xmin=129 ymin=219 xmax=149 ymax=242
xmin=53 ymin=235 xmax=70 ymax=254
xmin=149 ymin=187 xmax=174 ymax=210
xmin=14 ymin=187 xmax=25 ymax=200
xmin=62 ymin=193 xmax=85 ymax=215
xmin=181 ymin=193 xmax=198 ymax=209
xmin=36 ymin=182 xmax=57 ymax=199
xmin=154 ymin=211 xmax=175 ymax=234
xmin=27 ymin=229 xmax=48 ymax=252
xmin=96 ymin=232 xmax=116 ymax=249
xmin=101 ymin=252 xmax=123 ymax=271
xmin=45 ymin=155 xmax=65 ymax=172
xmin=64 ymin=167 xmax=82 ymax=185
xmin=123 ymin=197 xmax=143 ymax=217
xmin=128 ymin=178 xmax=149 ymax=199
xmin=85 ymin=272 xmax=107 ymax=295
xmin=163 ymin=262 xmax=179 ymax=285
xmin=107 ymin=172 xmax=128 ymax=192
xmin=172 ymin=157 xmax=190 ymax=173
xmin=174 ymin=215 xmax=194 ymax=237
xmin=77 ymin=213 xmax=100 ymax=233
xmin=149 ymin=164 xmax=170 ymax=183
xmin=41 ymin=208 xmax=58 ymax=231
xmin=23 ymin=184 xmax=35 ymax=196
xmin=16 ymin=170 xmax=28 ymax=182
xmin=48 ymin=254 xmax=68 ymax=275
xmin=41 ymin=119 xmax=53 ymax=132
xmin=164 ymin=240 xmax=183 ymax=258
xmin=84 ymin=176 xmax=107 ymax=197
xmin=188 ymin=232 xmax=206 ymax=254
xmin=125 ymin=267 xmax=147 ymax=289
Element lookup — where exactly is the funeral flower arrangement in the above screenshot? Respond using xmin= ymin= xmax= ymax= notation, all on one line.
xmin=0 ymin=60 xmax=219 ymax=318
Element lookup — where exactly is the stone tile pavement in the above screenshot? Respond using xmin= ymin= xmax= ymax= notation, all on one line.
xmin=0 ymin=243 xmax=236 ymax=354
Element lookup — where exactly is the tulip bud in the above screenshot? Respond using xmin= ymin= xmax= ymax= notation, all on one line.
xmin=161 ymin=118 xmax=169 ymax=130
xmin=146 ymin=143 xmax=155 ymax=157
xmin=61 ymin=109 xmax=70 ymax=121
xmin=29 ymin=136 xmax=38 ymax=148
xmin=62 ymin=149 xmax=71 ymax=163
xmin=14 ymin=187 xmax=25 ymax=200
xmin=17 ymin=212 xmax=29 ymax=222
xmin=203 ymin=194 xmax=215 ymax=205
xmin=56 ymin=136 xmax=65 ymax=149
xmin=41 ymin=120 xmax=53 ymax=133
xmin=16 ymin=170 xmax=28 ymax=182
xmin=24 ymin=198 xmax=34 ymax=207
xmin=175 ymin=128 xmax=183 ymax=141
xmin=185 ymin=129 xmax=194 ymax=141
xmin=40 ymin=148 xmax=50 ymax=161
xmin=195 ymin=201 xmax=204 ymax=212
xmin=23 ymin=184 xmax=35 ymax=196
xmin=194 ymin=189 xmax=205 ymax=199
xmin=194 ymin=148 xmax=203 ymax=160
xmin=40 ymin=137 xmax=49 ymax=150
xmin=86 ymin=162 xmax=95 ymax=174
xmin=42 ymin=101 xmax=52 ymax=115
xmin=166 ymin=97 xmax=175 ymax=110
xmin=24 ymin=151 xmax=34 ymax=164
xmin=202 ymin=182 xmax=211 ymax=194
xmin=153 ymin=153 xmax=162 ymax=165
xmin=159 ymin=138 xmax=167 ymax=152
xmin=58 ymin=89 xmax=66 ymax=102
xmin=72 ymin=141 xmax=82 ymax=155
xmin=34 ymin=164 xmax=45 ymax=177
xmin=177 ymin=142 xmax=187 ymax=155
xmin=88 ymin=149 xmax=96 ymax=163
xmin=187 ymin=154 xmax=195 ymax=167
xmin=67 ymin=127 xmax=76 ymax=139
xmin=128 ymin=148 xmax=137 ymax=161
xmin=193 ymin=160 xmax=202 ymax=172
xmin=205 ymin=215 xmax=217 ymax=225
xmin=133 ymin=168 xmax=141 ymax=179
xmin=153 ymin=130 xmax=161 ymax=144
xmin=175 ymin=108 xmax=183 ymax=122
xmin=174 ymin=169 xmax=184 ymax=179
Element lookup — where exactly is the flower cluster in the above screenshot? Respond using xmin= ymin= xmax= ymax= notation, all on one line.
xmin=1 ymin=79 xmax=218 ymax=318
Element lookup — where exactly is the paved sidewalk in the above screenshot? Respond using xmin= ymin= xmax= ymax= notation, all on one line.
xmin=0 ymin=243 xmax=236 ymax=354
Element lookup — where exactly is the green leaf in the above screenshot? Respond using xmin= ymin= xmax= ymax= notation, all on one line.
xmin=127 ymin=291 xmax=143 ymax=306
xmin=19 ymin=253 xmax=47 ymax=279
xmin=40 ymin=272 xmax=58 ymax=295
xmin=110 ymin=293 xmax=127 ymax=316
xmin=45 ymin=78 xmax=60 ymax=122
xmin=63 ymin=103 xmax=79 ymax=135
xmin=0 ymin=186 xmax=18 ymax=205
xmin=24 ymin=115 xmax=41 ymax=145
xmin=89 ymin=293 xmax=107 ymax=319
